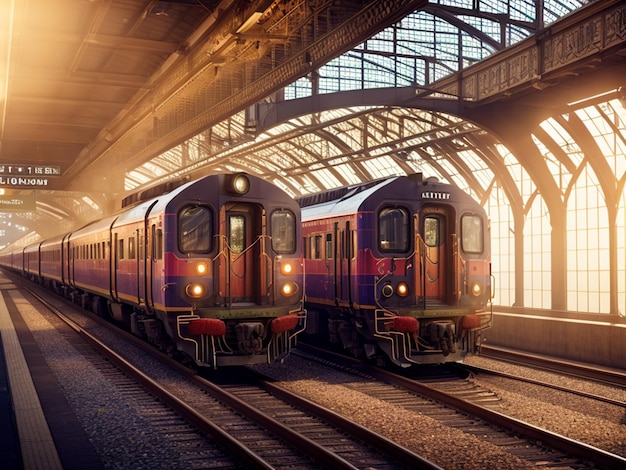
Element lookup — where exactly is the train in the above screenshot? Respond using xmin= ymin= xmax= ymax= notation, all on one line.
xmin=0 ymin=173 xmax=307 ymax=368
xmin=298 ymin=173 xmax=492 ymax=367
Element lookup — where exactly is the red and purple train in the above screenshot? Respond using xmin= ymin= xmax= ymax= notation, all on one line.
xmin=0 ymin=173 xmax=306 ymax=368
xmin=298 ymin=173 xmax=492 ymax=367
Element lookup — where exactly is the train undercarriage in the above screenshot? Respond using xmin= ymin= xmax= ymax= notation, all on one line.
xmin=305 ymin=306 xmax=488 ymax=368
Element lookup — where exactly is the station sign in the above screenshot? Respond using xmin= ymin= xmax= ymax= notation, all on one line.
xmin=0 ymin=164 xmax=61 ymax=176
xmin=0 ymin=164 xmax=61 ymax=188
xmin=0 ymin=192 xmax=36 ymax=212
xmin=0 ymin=176 xmax=50 ymax=187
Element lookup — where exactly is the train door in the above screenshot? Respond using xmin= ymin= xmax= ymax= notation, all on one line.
xmin=421 ymin=210 xmax=448 ymax=304
xmin=142 ymin=203 xmax=159 ymax=312
xmin=66 ymin=237 xmax=73 ymax=287
xmin=111 ymin=232 xmax=119 ymax=301
xmin=135 ymin=228 xmax=145 ymax=305
xmin=334 ymin=221 xmax=353 ymax=307
xmin=62 ymin=234 xmax=70 ymax=287
xmin=225 ymin=203 xmax=259 ymax=303
xmin=145 ymin=223 xmax=156 ymax=311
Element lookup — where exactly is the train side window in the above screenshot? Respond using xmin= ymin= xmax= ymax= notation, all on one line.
xmin=138 ymin=232 xmax=144 ymax=260
xmin=179 ymin=205 xmax=213 ymax=253
xmin=378 ymin=207 xmax=409 ymax=252
xmin=314 ymin=235 xmax=322 ymax=259
xmin=157 ymin=229 xmax=163 ymax=259
xmin=325 ymin=234 xmax=332 ymax=259
xmin=270 ymin=209 xmax=296 ymax=254
xmin=128 ymin=237 xmax=136 ymax=259
xmin=118 ymin=239 xmax=125 ymax=260
xmin=461 ymin=214 xmax=484 ymax=254
xmin=151 ymin=225 xmax=163 ymax=260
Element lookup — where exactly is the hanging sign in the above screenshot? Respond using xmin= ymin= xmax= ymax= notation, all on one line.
xmin=0 ymin=193 xmax=36 ymax=212
xmin=0 ymin=164 xmax=61 ymax=176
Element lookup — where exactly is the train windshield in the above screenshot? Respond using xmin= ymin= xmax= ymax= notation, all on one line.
xmin=461 ymin=214 xmax=484 ymax=254
xmin=179 ymin=205 xmax=213 ymax=253
xmin=378 ymin=207 xmax=409 ymax=252
xmin=271 ymin=209 xmax=296 ymax=254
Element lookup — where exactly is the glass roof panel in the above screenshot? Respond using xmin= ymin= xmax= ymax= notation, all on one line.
xmin=333 ymin=164 xmax=363 ymax=186
xmin=574 ymin=99 xmax=626 ymax=177
xmin=130 ymin=1 xmax=587 ymax=192
xmin=543 ymin=116 xmax=584 ymax=166
xmin=531 ymin=133 xmax=572 ymax=193
xmin=310 ymin=168 xmax=342 ymax=188
xmin=458 ymin=149 xmax=493 ymax=190
xmin=362 ymin=156 xmax=403 ymax=179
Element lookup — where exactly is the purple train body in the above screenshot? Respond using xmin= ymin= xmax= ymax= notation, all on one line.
xmin=298 ymin=173 xmax=492 ymax=367
xmin=0 ymin=173 xmax=306 ymax=368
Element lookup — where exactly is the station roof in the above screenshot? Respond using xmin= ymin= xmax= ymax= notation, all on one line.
xmin=0 ymin=0 xmax=623 ymax=246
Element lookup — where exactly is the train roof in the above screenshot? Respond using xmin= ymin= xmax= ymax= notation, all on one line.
xmin=299 ymin=173 xmax=483 ymax=222
xmin=113 ymin=198 xmax=161 ymax=226
xmin=70 ymin=214 xmax=119 ymax=239
xmin=300 ymin=177 xmax=397 ymax=221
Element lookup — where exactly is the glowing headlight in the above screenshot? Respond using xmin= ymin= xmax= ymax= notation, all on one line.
xmin=397 ymin=282 xmax=409 ymax=297
xmin=196 ymin=262 xmax=208 ymax=275
xmin=280 ymin=282 xmax=298 ymax=297
xmin=186 ymin=283 xmax=206 ymax=298
xmin=280 ymin=261 xmax=294 ymax=275
xmin=381 ymin=283 xmax=394 ymax=298
xmin=471 ymin=282 xmax=482 ymax=297
xmin=231 ymin=174 xmax=250 ymax=195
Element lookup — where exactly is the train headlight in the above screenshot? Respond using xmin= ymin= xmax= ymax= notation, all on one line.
xmin=196 ymin=262 xmax=208 ymax=275
xmin=186 ymin=282 xmax=207 ymax=298
xmin=280 ymin=261 xmax=294 ymax=276
xmin=397 ymin=282 xmax=409 ymax=297
xmin=381 ymin=283 xmax=394 ymax=298
xmin=228 ymin=173 xmax=250 ymax=195
xmin=471 ymin=282 xmax=482 ymax=297
xmin=280 ymin=281 xmax=299 ymax=297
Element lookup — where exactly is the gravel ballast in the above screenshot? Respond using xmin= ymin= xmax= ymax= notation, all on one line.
xmin=9 ymin=282 xmax=625 ymax=469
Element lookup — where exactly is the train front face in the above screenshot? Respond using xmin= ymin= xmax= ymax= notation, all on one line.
xmin=160 ymin=174 xmax=306 ymax=368
xmin=370 ymin=180 xmax=492 ymax=366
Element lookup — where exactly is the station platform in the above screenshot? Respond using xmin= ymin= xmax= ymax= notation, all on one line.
xmin=0 ymin=279 xmax=102 ymax=470
xmin=485 ymin=308 xmax=626 ymax=371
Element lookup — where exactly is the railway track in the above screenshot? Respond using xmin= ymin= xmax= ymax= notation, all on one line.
xmin=479 ymin=345 xmax=626 ymax=388
xmin=293 ymin=343 xmax=626 ymax=469
xmin=23 ymin=284 xmax=440 ymax=469
xmin=458 ymin=361 xmax=626 ymax=408
xmin=11 ymin=269 xmax=626 ymax=469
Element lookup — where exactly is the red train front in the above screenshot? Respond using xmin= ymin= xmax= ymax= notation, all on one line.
xmin=148 ymin=173 xmax=307 ymax=367
xmin=0 ymin=173 xmax=306 ymax=369
xmin=299 ymin=173 xmax=492 ymax=367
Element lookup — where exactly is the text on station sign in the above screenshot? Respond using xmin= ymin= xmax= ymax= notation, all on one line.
xmin=0 ymin=165 xmax=61 ymax=176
